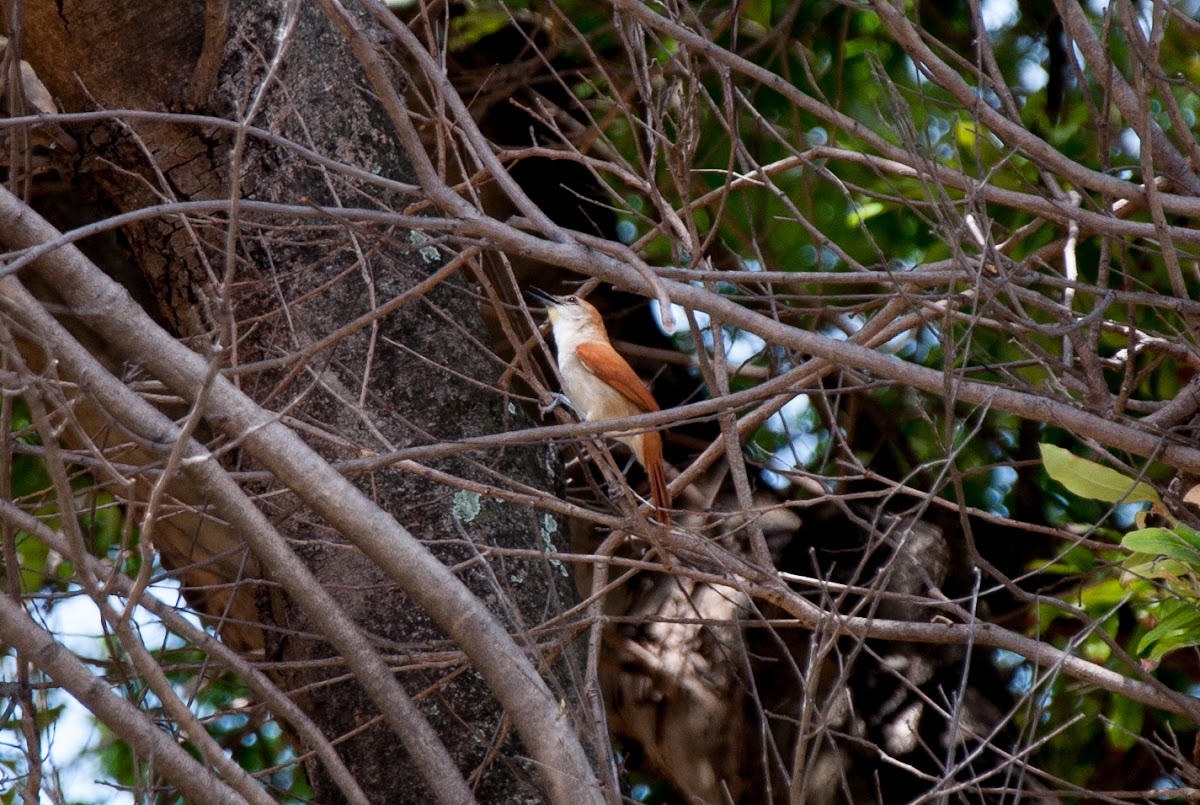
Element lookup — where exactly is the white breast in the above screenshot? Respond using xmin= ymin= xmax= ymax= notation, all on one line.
xmin=558 ymin=351 xmax=632 ymax=423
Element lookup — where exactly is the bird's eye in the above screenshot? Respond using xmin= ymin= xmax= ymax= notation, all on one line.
xmin=566 ymin=296 xmax=578 ymax=304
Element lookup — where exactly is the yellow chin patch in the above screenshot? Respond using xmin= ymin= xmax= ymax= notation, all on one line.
xmin=547 ymin=307 xmax=559 ymax=324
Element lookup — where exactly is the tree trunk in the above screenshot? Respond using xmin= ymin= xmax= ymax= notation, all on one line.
xmin=8 ymin=0 xmax=581 ymax=800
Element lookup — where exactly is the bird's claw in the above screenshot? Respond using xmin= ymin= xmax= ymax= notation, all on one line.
xmin=539 ymin=392 xmax=573 ymax=416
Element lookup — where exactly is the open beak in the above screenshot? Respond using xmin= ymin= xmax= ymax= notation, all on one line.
xmin=528 ymin=287 xmax=559 ymax=307
xmin=527 ymin=287 xmax=561 ymax=325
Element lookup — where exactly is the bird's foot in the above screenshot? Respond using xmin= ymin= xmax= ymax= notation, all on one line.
xmin=539 ymin=392 xmax=574 ymax=416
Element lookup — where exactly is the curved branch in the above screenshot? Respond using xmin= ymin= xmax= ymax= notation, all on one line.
xmin=443 ymin=210 xmax=1200 ymax=473
xmin=0 ymin=594 xmax=248 ymax=805
xmin=0 ymin=187 xmax=603 ymax=805
xmin=0 ymin=268 xmax=478 ymax=805
xmin=615 ymin=0 xmax=1200 ymax=208
xmin=1055 ymin=0 xmax=1200 ymax=194
xmin=0 ymin=500 xmax=373 ymax=805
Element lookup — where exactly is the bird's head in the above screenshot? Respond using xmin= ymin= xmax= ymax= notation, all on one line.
xmin=530 ymin=289 xmax=603 ymax=332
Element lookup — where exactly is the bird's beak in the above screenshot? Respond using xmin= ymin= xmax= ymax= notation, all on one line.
xmin=528 ymin=287 xmax=558 ymax=307
xmin=528 ymin=287 xmax=560 ymax=323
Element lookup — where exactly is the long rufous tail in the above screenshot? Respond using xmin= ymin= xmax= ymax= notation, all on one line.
xmin=642 ymin=432 xmax=671 ymax=526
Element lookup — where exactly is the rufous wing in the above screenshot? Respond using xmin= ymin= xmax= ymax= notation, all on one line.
xmin=575 ymin=341 xmax=660 ymax=413
xmin=576 ymin=340 xmax=670 ymax=525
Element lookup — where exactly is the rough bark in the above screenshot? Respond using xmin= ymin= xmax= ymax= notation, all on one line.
xmin=9 ymin=0 xmax=580 ymax=801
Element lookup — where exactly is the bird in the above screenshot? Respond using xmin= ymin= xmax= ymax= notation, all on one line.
xmin=533 ymin=290 xmax=671 ymax=526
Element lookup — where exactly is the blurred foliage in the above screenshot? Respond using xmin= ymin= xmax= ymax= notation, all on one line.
xmin=461 ymin=0 xmax=1200 ymax=796
xmin=97 ymin=657 xmax=309 ymax=804
xmin=1041 ymin=446 xmax=1200 ymax=669
xmin=5 ymin=399 xmax=127 ymax=594
xmin=1 ymin=396 xmax=310 ymax=802
xmin=1034 ymin=445 xmax=1200 ymax=786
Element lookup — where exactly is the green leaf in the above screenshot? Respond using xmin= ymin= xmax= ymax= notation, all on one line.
xmin=17 ymin=532 xmax=49 ymax=593
xmin=1038 ymin=543 xmax=1096 ymax=576
xmin=1121 ymin=553 xmax=1191 ymax=585
xmin=1104 ymin=694 xmax=1144 ymax=750
xmin=1136 ymin=600 xmax=1200 ymax=663
xmin=846 ymin=201 xmax=885 ymax=227
xmin=1082 ymin=633 xmax=1111 ymax=664
xmin=447 ymin=8 xmax=510 ymax=51
xmin=1078 ymin=577 xmax=1131 ymax=610
xmin=1121 ymin=528 xmax=1200 ymax=568
xmin=737 ymin=0 xmax=772 ymax=30
xmin=1039 ymin=443 xmax=1162 ymax=507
